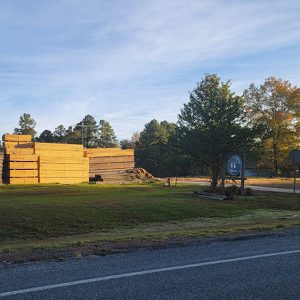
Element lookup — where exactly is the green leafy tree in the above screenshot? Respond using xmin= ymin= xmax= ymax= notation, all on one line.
xmin=74 ymin=115 xmax=98 ymax=147
xmin=14 ymin=113 xmax=37 ymax=137
xmin=135 ymin=119 xmax=187 ymax=177
xmin=38 ymin=130 xmax=54 ymax=142
xmin=53 ymin=125 xmax=67 ymax=143
xmin=98 ymin=120 xmax=118 ymax=147
xmin=65 ymin=126 xmax=82 ymax=144
xmin=178 ymin=74 xmax=251 ymax=188
xmin=244 ymin=77 xmax=300 ymax=176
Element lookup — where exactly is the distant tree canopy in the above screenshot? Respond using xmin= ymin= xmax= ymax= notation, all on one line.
xmin=120 ymin=132 xmax=141 ymax=149
xmin=135 ymin=119 xmax=191 ymax=177
xmin=244 ymin=77 xmax=300 ymax=176
xmin=53 ymin=125 xmax=67 ymax=143
xmin=12 ymin=114 xmax=119 ymax=148
xmin=38 ymin=130 xmax=54 ymax=143
xmin=178 ymin=74 xmax=253 ymax=188
xmin=14 ymin=113 xmax=37 ymax=137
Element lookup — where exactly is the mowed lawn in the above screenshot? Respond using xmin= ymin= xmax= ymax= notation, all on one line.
xmin=1 ymin=183 xmax=300 ymax=251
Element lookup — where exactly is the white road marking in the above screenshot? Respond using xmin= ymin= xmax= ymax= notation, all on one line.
xmin=1 ymin=249 xmax=300 ymax=297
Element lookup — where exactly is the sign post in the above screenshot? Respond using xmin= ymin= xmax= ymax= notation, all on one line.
xmin=226 ymin=154 xmax=244 ymax=194
xmin=289 ymin=149 xmax=300 ymax=195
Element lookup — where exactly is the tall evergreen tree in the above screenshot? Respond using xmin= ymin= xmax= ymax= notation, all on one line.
xmin=14 ymin=113 xmax=37 ymax=137
xmin=135 ymin=119 xmax=185 ymax=177
xmin=98 ymin=120 xmax=118 ymax=147
xmin=74 ymin=115 xmax=98 ymax=147
xmin=53 ymin=125 xmax=67 ymax=143
xmin=178 ymin=74 xmax=252 ymax=188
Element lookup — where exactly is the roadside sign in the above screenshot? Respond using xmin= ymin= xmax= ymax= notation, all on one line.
xmin=289 ymin=149 xmax=300 ymax=165
xmin=289 ymin=149 xmax=300 ymax=195
xmin=226 ymin=155 xmax=242 ymax=176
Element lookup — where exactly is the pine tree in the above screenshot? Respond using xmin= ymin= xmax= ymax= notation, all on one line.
xmin=98 ymin=120 xmax=118 ymax=148
xmin=14 ymin=113 xmax=37 ymax=137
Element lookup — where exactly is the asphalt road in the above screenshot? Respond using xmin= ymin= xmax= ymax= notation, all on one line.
xmin=1 ymin=230 xmax=300 ymax=299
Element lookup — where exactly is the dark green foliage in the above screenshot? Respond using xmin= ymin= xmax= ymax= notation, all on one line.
xmin=14 ymin=113 xmax=37 ymax=137
xmin=74 ymin=115 xmax=98 ymax=148
xmin=135 ymin=119 xmax=191 ymax=177
xmin=120 ymin=139 xmax=135 ymax=149
xmin=53 ymin=125 xmax=67 ymax=143
xmin=178 ymin=74 xmax=253 ymax=187
xmin=38 ymin=130 xmax=54 ymax=142
xmin=98 ymin=119 xmax=119 ymax=148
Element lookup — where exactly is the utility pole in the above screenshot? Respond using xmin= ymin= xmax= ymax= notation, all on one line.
xmin=77 ymin=122 xmax=86 ymax=147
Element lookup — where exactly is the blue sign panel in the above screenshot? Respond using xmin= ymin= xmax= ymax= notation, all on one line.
xmin=226 ymin=155 xmax=242 ymax=176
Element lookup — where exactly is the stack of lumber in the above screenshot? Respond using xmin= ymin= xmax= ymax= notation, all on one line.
xmin=36 ymin=143 xmax=88 ymax=184
xmin=2 ymin=134 xmax=88 ymax=184
xmin=2 ymin=134 xmax=38 ymax=184
xmin=85 ymin=148 xmax=135 ymax=183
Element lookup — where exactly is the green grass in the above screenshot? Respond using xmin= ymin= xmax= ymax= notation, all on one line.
xmin=1 ymin=183 xmax=300 ymax=252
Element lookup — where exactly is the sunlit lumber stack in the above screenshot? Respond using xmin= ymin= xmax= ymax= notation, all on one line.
xmin=34 ymin=142 xmax=88 ymax=184
xmin=85 ymin=148 xmax=135 ymax=182
xmin=2 ymin=134 xmax=37 ymax=184
xmin=2 ymin=135 xmax=88 ymax=184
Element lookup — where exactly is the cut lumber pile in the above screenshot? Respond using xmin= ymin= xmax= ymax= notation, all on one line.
xmin=87 ymin=148 xmax=136 ymax=183
xmin=2 ymin=134 xmax=37 ymax=184
xmin=2 ymin=134 xmax=88 ymax=184
xmin=1 ymin=135 xmax=142 ymax=185
xmin=34 ymin=142 xmax=88 ymax=184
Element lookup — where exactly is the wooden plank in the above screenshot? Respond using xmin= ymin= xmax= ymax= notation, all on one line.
xmin=9 ymin=170 xmax=39 ymax=177
xmin=7 ymin=154 xmax=38 ymax=162
xmin=36 ymin=151 xmax=83 ymax=157
xmin=15 ymin=142 xmax=34 ymax=148
xmin=89 ymin=156 xmax=134 ymax=163
xmin=84 ymin=148 xmax=134 ymax=157
xmin=3 ymin=142 xmax=18 ymax=148
xmin=39 ymin=164 xmax=89 ymax=171
xmin=39 ymin=177 xmax=88 ymax=184
xmin=90 ymin=163 xmax=134 ymax=171
xmin=9 ymin=162 xmax=38 ymax=169
xmin=39 ymin=170 xmax=89 ymax=177
xmin=4 ymin=142 xmax=33 ymax=148
xmin=39 ymin=157 xmax=88 ymax=163
xmin=5 ymin=148 xmax=35 ymax=155
xmin=2 ymin=134 xmax=32 ymax=142
xmin=90 ymin=168 xmax=133 ymax=174
xmin=34 ymin=142 xmax=83 ymax=151
xmin=9 ymin=178 xmax=39 ymax=184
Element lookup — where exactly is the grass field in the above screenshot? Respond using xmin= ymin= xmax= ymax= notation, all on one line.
xmin=1 ymin=183 xmax=300 ymax=253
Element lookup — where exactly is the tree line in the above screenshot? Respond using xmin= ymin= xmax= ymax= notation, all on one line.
xmin=9 ymin=74 xmax=300 ymax=185
xmin=13 ymin=114 xmax=119 ymax=148
xmin=135 ymin=75 xmax=300 ymax=185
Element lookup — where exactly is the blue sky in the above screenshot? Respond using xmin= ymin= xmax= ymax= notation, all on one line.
xmin=1 ymin=0 xmax=300 ymax=139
